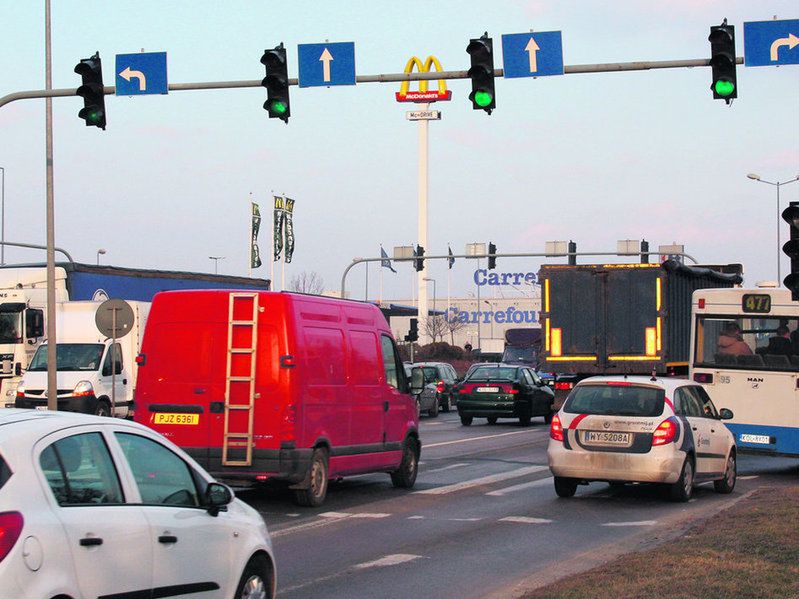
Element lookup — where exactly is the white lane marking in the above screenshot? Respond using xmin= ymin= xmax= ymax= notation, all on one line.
xmin=425 ymin=429 xmax=540 ymax=449
xmin=486 ymin=476 xmax=553 ymax=496
xmin=407 ymin=515 xmax=425 ymax=520
xmin=602 ymin=520 xmax=658 ymax=527
xmin=424 ymin=462 xmax=470 ymax=474
xmin=273 ymin=511 xmax=389 ymax=537
xmin=499 ymin=516 xmax=553 ymax=524
xmin=739 ymin=475 xmax=759 ymax=480
xmin=448 ymin=517 xmax=482 ymax=522
xmin=353 ymin=554 xmax=423 ymax=570
xmin=320 ymin=512 xmax=390 ymax=519
xmin=415 ymin=465 xmax=549 ymax=495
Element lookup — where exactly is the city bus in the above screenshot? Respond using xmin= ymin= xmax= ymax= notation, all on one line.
xmin=690 ymin=285 xmax=799 ymax=457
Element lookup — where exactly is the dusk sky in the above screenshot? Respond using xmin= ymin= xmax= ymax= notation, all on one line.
xmin=1 ymin=1 xmax=797 ymax=300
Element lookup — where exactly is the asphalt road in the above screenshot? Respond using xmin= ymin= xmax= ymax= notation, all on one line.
xmin=237 ymin=411 xmax=799 ymax=599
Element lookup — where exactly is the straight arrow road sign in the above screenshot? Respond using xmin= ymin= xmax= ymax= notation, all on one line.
xmin=502 ymin=31 xmax=564 ymax=78
xmin=298 ymin=42 xmax=356 ymax=88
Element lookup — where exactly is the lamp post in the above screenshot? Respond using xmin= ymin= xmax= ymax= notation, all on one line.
xmin=209 ymin=256 xmax=225 ymax=274
xmin=747 ymin=173 xmax=799 ymax=283
xmin=484 ymin=300 xmax=495 ymax=340
xmin=0 ymin=166 xmax=5 ymax=265
xmin=96 ymin=248 xmax=106 ymax=265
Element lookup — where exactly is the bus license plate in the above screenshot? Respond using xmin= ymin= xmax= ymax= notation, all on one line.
xmin=154 ymin=413 xmax=199 ymax=425
xmin=583 ymin=431 xmax=632 ymax=446
xmin=739 ymin=434 xmax=771 ymax=445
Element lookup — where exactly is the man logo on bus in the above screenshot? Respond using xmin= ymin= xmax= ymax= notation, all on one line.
xmin=395 ymin=56 xmax=452 ymax=103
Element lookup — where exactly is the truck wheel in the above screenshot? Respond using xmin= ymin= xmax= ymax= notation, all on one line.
xmin=94 ymin=399 xmax=111 ymax=417
xmin=292 ymin=448 xmax=329 ymax=507
xmin=391 ymin=438 xmax=419 ymax=488
xmin=460 ymin=415 xmax=473 ymax=426
xmin=669 ymin=457 xmax=694 ymax=502
xmin=554 ymin=476 xmax=578 ymax=498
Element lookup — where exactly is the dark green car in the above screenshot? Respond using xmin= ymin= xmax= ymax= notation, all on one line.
xmin=456 ymin=364 xmax=554 ymax=426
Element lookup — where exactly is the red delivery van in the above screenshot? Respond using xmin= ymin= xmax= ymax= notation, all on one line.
xmin=135 ymin=290 xmax=420 ymax=506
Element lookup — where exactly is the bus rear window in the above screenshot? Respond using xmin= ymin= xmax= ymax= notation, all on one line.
xmin=695 ymin=316 xmax=799 ymax=372
xmin=0 ymin=454 xmax=11 ymax=491
xmin=564 ymin=384 xmax=665 ymax=417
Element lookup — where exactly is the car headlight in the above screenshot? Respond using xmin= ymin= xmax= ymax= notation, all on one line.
xmin=73 ymin=381 xmax=94 ymax=397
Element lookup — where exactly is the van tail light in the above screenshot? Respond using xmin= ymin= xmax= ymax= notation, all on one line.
xmin=0 ymin=512 xmax=24 ymax=563
xmin=554 ymin=382 xmax=573 ymax=391
xmin=135 ymin=353 xmax=146 ymax=366
xmin=652 ymin=417 xmax=678 ymax=446
xmin=550 ymin=414 xmax=564 ymax=442
xmin=435 ymin=381 xmax=446 ymax=393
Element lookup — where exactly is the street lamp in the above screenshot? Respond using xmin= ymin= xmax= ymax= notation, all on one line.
xmin=747 ymin=173 xmax=799 ymax=282
xmin=484 ymin=300 xmax=495 ymax=340
xmin=0 ymin=166 xmax=5 ymax=265
xmin=423 ymin=277 xmax=436 ymax=312
xmin=209 ymin=256 xmax=225 ymax=274
xmin=96 ymin=248 xmax=106 ymax=265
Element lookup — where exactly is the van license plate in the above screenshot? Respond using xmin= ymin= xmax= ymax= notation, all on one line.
xmin=583 ymin=431 xmax=632 ymax=446
xmin=476 ymin=386 xmax=500 ymax=393
xmin=154 ymin=413 xmax=199 ymax=425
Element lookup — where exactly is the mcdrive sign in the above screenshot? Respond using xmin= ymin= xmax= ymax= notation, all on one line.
xmin=474 ymin=269 xmax=538 ymax=286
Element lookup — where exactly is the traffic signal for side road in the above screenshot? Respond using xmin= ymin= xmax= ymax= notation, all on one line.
xmin=708 ymin=20 xmax=737 ymax=103
xmin=414 ymin=245 xmax=425 ymax=272
xmin=74 ymin=52 xmax=106 ymax=129
xmin=783 ymin=202 xmax=799 ymax=300
xmin=466 ymin=33 xmax=495 ymax=114
xmin=261 ymin=43 xmax=290 ymax=123
xmin=405 ymin=318 xmax=419 ymax=343
xmin=488 ymin=242 xmax=497 ymax=270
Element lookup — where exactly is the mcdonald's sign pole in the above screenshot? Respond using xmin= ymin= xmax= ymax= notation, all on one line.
xmin=396 ymin=56 xmax=451 ymax=343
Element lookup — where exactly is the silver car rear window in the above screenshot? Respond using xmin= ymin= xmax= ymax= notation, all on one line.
xmin=564 ymin=384 xmax=665 ymax=417
xmin=0 ymin=454 xmax=11 ymax=491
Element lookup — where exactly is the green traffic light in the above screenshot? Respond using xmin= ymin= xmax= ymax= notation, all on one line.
xmin=474 ymin=90 xmax=493 ymax=107
xmin=270 ymin=100 xmax=287 ymax=115
xmin=714 ymin=80 xmax=735 ymax=97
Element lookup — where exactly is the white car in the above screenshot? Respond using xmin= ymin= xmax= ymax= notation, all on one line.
xmin=547 ymin=376 xmax=737 ymax=502
xmin=0 ymin=409 xmax=276 ymax=599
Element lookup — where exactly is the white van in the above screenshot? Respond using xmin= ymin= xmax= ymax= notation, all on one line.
xmin=15 ymin=301 xmax=150 ymax=418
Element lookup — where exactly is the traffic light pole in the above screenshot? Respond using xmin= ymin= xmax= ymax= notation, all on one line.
xmin=0 ymin=56 xmax=745 ymax=110
xmin=340 ymin=250 xmax=698 ymax=298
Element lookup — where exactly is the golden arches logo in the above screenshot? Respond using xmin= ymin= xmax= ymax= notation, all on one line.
xmin=396 ymin=56 xmax=452 ymax=103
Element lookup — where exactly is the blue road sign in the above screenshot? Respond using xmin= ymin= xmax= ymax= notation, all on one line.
xmin=501 ymin=32 xmax=564 ymax=78
xmin=744 ymin=19 xmax=799 ymax=67
xmin=297 ymin=42 xmax=356 ymax=88
xmin=115 ymin=52 xmax=168 ymax=96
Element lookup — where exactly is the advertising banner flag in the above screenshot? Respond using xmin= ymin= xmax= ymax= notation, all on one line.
xmin=284 ymin=198 xmax=295 ymax=264
xmin=251 ymin=202 xmax=262 ymax=268
xmin=381 ymin=246 xmax=397 ymax=273
xmin=448 ymin=245 xmax=455 ymax=269
xmin=273 ymin=196 xmax=284 ymax=261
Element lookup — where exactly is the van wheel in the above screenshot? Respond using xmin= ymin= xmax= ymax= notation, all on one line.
xmin=428 ymin=399 xmax=439 ymax=418
xmin=669 ymin=457 xmax=694 ymax=502
xmin=554 ymin=476 xmax=578 ymax=498
xmin=234 ymin=554 xmax=272 ymax=599
xmin=94 ymin=400 xmax=111 ymax=417
xmin=460 ymin=415 xmax=473 ymax=426
xmin=391 ymin=438 xmax=419 ymax=488
xmin=292 ymin=448 xmax=329 ymax=507
xmin=714 ymin=451 xmax=737 ymax=494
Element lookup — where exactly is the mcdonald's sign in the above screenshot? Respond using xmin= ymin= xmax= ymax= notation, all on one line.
xmin=396 ymin=56 xmax=452 ymax=103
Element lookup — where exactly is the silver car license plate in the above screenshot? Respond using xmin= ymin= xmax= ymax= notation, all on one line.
xmin=583 ymin=431 xmax=632 ymax=446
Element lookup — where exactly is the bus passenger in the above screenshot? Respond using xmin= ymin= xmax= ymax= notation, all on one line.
xmin=717 ymin=322 xmax=753 ymax=356
xmin=766 ymin=325 xmax=792 ymax=356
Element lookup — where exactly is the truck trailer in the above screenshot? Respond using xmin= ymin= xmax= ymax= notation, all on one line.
xmin=0 ymin=262 xmax=269 ymax=405
xmin=540 ymin=260 xmax=741 ymax=405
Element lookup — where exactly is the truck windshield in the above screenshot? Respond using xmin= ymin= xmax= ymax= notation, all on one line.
xmin=0 ymin=312 xmax=22 ymax=344
xmin=28 ymin=344 xmax=105 ymax=372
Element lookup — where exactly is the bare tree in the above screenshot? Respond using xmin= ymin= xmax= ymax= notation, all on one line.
xmin=424 ymin=315 xmax=448 ymax=343
xmin=445 ymin=315 xmax=468 ymax=345
xmin=289 ymin=271 xmax=325 ymax=295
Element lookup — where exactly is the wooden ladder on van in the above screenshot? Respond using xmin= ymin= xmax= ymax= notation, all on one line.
xmin=222 ymin=292 xmax=259 ymax=467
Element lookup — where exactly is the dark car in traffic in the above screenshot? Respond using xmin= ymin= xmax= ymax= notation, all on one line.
xmin=410 ymin=362 xmax=459 ymax=417
xmin=456 ymin=364 xmax=554 ymax=426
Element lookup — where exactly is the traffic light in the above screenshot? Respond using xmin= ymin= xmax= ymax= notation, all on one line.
xmin=782 ymin=202 xmax=799 ymax=300
xmin=405 ymin=318 xmax=419 ymax=343
xmin=640 ymin=240 xmax=650 ymax=264
xmin=261 ymin=43 xmax=290 ymax=123
xmin=567 ymin=241 xmax=577 ymax=266
xmin=466 ymin=33 xmax=495 ymax=114
xmin=488 ymin=242 xmax=497 ymax=270
xmin=708 ymin=20 xmax=737 ymax=104
xmin=74 ymin=52 xmax=106 ymax=129
xmin=414 ymin=245 xmax=425 ymax=272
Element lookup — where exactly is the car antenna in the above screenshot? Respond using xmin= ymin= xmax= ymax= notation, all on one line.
xmin=650 ymin=368 xmax=657 ymax=382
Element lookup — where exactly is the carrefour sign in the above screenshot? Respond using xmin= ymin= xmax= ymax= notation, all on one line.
xmin=447 ymin=306 xmax=537 ymax=324
xmin=474 ymin=269 xmax=538 ymax=286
